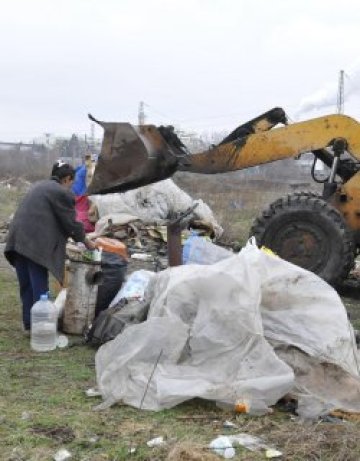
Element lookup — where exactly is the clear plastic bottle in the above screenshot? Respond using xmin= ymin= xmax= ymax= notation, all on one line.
xmin=31 ymin=293 xmax=57 ymax=352
xmin=182 ymin=231 xmax=199 ymax=264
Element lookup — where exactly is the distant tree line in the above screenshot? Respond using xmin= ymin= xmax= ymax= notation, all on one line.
xmin=0 ymin=134 xmax=99 ymax=180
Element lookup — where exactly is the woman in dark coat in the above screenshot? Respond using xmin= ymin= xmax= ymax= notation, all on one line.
xmin=5 ymin=161 xmax=94 ymax=332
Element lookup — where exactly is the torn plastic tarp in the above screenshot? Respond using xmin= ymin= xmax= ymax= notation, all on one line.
xmin=95 ymin=240 xmax=360 ymax=416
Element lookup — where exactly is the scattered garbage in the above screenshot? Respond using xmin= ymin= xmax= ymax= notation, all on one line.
xmin=210 ymin=433 xmax=282 ymax=459
xmin=85 ymin=179 xmax=223 ymax=275
xmin=131 ymin=252 xmax=153 ymax=261
xmin=209 ymin=436 xmax=236 ymax=458
xmin=53 ymin=449 xmax=72 ymax=461
xmin=234 ymin=400 xmax=248 ymax=414
xmin=85 ymin=388 xmax=102 ymax=397
xmin=146 ymin=436 xmax=166 ymax=447
xmin=88 ymin=435 xmax=100 ymax=443
xmin=234 ymin=398 xmax=272 ymax=416
xmin=223 ymin=420 xmax=238 ymax=429
xmin=56 ymin=335 xmax=69 ymax=349
xmin=266 ymin=448 xmax=283 ymax=459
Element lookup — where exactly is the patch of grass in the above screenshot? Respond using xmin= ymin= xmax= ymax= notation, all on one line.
xmin=0 ymin=184 xmax=28 ymax=222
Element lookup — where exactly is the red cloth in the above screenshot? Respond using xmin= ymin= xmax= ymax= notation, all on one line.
xmin=74 ymin=195 xmax=95 ymax=233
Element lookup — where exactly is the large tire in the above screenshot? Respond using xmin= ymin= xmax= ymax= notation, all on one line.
xmin=250 ymin=193 xmax=355 ymax=285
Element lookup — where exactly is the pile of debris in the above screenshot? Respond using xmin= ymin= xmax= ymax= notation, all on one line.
xmin=56 ymin=179 xmax=223 ymax=338
xmin=87 ymin=178 xmax=223 ymax=272
xmin=94 ymin=240 xmax=360 ymax=420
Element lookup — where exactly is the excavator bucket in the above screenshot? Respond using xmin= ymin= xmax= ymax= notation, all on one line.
xmin=87 ymin=108 xmax=287 ymax=194
xmin=87 ymin=115 xmax=190 ymax=195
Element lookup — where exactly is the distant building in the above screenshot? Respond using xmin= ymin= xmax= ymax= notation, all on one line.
xmin=0 ymin=141 xmax=45 ymax=156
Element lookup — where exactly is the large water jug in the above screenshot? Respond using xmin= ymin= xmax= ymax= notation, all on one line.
xmin=31 ymin=293 xmax=57 ymax=352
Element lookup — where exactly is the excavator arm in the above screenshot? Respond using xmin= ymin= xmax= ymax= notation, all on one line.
xmin=87 ymin=108 xmax=287 ymax=195
xmin=88 ymin=108 xmax=360 ymax=195
xmin=180 ymin=114 xmax=360 ymax=174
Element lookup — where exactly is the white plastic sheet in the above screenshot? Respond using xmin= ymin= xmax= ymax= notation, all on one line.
xmin=90 ymin=178 xmax=223 ymax=237
xmin=95 ymin=240 xmax=360 ymax=415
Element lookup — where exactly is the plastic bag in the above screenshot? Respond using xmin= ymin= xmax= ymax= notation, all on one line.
xmin=209 ymin=436 xmax=235 ymax=458
xmin=86 ymin=298 xmax=150 ymax=346
xmin=90 ymin=179 xmax=223 ymax=236
xmin=109 ymin=270 xmax=155 ymax=307
xmin=182 ymin=236 xmax=232 ymax=265
xmin=95 ymin=252 xmax=127 ymax=316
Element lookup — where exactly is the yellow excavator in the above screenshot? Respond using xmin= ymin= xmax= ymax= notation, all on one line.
xmin=87 ymin=108 xmax=360 ymax=285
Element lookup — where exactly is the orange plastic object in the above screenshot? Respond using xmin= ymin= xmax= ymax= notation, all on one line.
xmin=234 ymin=401 xmax=249 ymax=414
xmin=94 ymin=237 xmax=128 ymax=260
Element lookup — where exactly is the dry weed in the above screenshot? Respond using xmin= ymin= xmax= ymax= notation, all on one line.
xmin=166 ymin=441 xmax=219 ymax=461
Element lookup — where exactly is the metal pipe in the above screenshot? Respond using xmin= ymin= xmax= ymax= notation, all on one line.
xmin=167 ymin=222 xmax=182 ymax=266
xmin=329 ymin=156 xmax=340 ymax=183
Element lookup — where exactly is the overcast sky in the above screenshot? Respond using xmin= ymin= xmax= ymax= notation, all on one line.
xmin=1 ymin=0 xmax=360 ymax=141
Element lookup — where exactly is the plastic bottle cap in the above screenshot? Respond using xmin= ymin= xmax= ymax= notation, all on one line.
xmin=40 ymin=294 xmax=48 ymax=301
